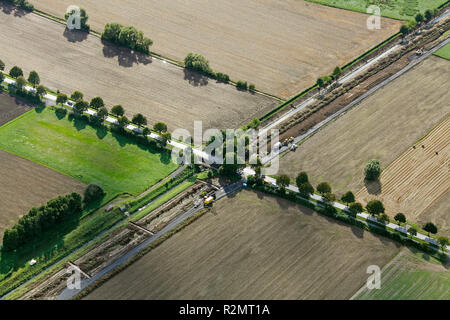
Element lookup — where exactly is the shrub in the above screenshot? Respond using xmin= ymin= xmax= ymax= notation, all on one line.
xmin=153 ymin=121 xmax=168 ymax=132
xmin=184 ymin=53 xmax=213 ymax=76
xmin=216 ymin=72 xmax=230 ymax=83
xmin=70 ymin=91 xmax=84 ymax=102
xmin=83 ymin=183 xmax=105 ymax=204
xmin=0 ymin=59 xmax=4 ymax=71
xmin=316 ymin=182 xmax=331 ymax=194
xmin=9 ymin=66 xmax=23 ymax=78
xmin=111 ymin=105 xmax=125 ymax=117
xmin=236 ymin=80 xmax=248 ymax=90
xmin=102 ymin=23 xmax=153 ymax=54
xmin=366 ymin=200 xmax=385 ymax=216
xmin=365 ymin=159 xmax=381 ymax=181
xmin=249 ymin=83 xmax=256 ymax=92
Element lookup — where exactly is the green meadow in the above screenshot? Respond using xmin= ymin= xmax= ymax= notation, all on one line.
xmin=306 ymin=0 xmax=447 ymax=20
xmin=0 ymin=107 xmax=178 ymax=201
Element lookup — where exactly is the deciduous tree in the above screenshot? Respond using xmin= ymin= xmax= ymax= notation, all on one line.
xmin=366 ymin=200 xmax=384 ymax=216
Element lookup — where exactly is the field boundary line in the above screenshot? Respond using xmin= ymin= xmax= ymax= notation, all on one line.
xmin=349 ymin=250 xmax=405 ymax=300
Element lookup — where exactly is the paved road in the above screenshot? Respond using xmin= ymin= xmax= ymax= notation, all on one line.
xmin=56 ymin=180 xmax=243 ymax=300
xmin=257 ymin=44 xmax=401 ymax=138
xmin=260 ymin=36 xmax=450 ymax=165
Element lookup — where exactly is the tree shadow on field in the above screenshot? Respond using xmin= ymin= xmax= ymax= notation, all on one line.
xmin=364 ymin=179 xmax=382 ymax=195
xmin=63 ymin=28 xmax=88 ymax=43
xmin=102 ymin=39 xmax=152 ymax=68
xmin=68 ymin=113 xmax=87 ymax=131
xmin=0 ymin=211 xmax=83 ymax=277
xmin=184 ymin=69 xmax=209 ymax=87
xmin=96 ymin=125 xmax=108 ymax=140
xmin=0 ymin=2 xmax=30 ymax=17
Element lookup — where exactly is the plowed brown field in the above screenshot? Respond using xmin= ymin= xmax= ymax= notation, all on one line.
xmin=84 ymin=190 xmax=400 ymax=300
xmin=29 ymin=0 xmax=402 ymax=98
xmin=0 ymin=150 xmax=86 ymax=241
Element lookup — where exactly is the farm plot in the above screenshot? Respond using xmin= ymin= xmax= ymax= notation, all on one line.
xmin=0 ymin=108 xmax=178 ymax=201
xmin=354 ymin=248 xmax=450 ymax=300
xmin=356 ymin=117 xmax=450 ymax=236
xmin=0 ymin=9 xmax=277 ymax=132
xmin=85 ymin=190 xmax=400 ymax=300
xmin=29 ymin=0 xmax=401 ymax=99
xmin=306 ymin=0 xmax=447 ymax=20
xmin=0 ymin=92 xmax=34 ymax=126
xmin=434 ymin=43 xmax=450 ymax=60
xmin=278 ymin=56 xmax=450 ymax=196
xmin=0 ymin=149 xmax=86 ymax=241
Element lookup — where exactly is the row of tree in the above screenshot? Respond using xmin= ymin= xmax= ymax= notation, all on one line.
xmin=184 ymin=53 xmax=255 ymax=91
xmin=102 ymin=23 xmax=153 ymax=54
xmin=256 ymin=170 xmax=449 ymax=250
xmin=2 ymin=193 xmax=83 ymax=251
xmin=55 ymin=90 xmax=172 ymax=144
xmin=400 ymin=8 xmax=440 ymax=36
xmin=0 ymin=62 xmax=174 ymax=148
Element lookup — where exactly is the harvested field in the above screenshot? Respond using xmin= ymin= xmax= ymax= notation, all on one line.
xmin=29 ymin=0 xmax=401 ymax=99
xmin=354 ymin=248 xmax=450 ymax=300
xmin=356 ymin=117 xmax=450 ymax=237
xmin=0 ymin=92 xmax=33 ymax=126
xmin=0 ymin=149 xmax=86 ymax=241
xmin=279 ymin=56 xmax=450 ymax=196
xmin=85 ymin=190 xmax=400 ymax=300
xmin=0 ymin=8 xmax=277 ymax=132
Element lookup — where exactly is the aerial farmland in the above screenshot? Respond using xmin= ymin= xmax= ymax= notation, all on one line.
xmin=28 ymin=0 xmax=401 ymax=98
xmin=0 ymin=0 xmax=449 ymax=307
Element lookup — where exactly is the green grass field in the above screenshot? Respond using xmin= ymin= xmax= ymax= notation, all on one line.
xmin=355 ymin=249 xmax=450 ymax=300
xmin=0 ymin=107 xmax=178 ymax=201
xmin=307 ymin=0 xmax=447 ymax=20
xmin=434 ymin=43 xmax=450 ymax=60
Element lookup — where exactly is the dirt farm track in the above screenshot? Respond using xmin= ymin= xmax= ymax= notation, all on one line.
xmin=29 ymin=0 xmax=401 ymax=99
xmin=85 ymin=190 xmax=400 ymax=300
xmin=0 ymin=8 xmax=277 ymax=132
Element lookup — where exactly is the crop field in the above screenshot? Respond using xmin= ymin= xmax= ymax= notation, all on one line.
xmin=354 ymin=248 xmax=450 ymax=300
xmin=85 ymin=190 xmax=400 ymax=300
xmin=29 ymin=0 xmax=401 ymax=99
xmin=0 ymin=108 xmax=178 ymax=200
xmin=279 ymin=56 xmax=450 ymax=196
xmin=434 ymin=43 xmax=450 ymax=60
xmin=356 ymin=117 xmax=450 ymax=236
xmin=0 ymin=92 xmax=34 ymax=126
xmin=0 ymin=149 xmax=86 ymax=241
xmin=0 ymin=9 xmax=277 ymax=132
xmin=306 ymin=0 xmax=447 ymax=20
